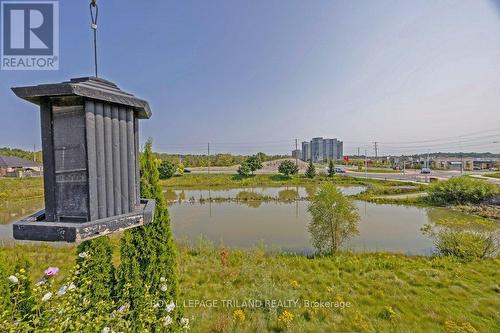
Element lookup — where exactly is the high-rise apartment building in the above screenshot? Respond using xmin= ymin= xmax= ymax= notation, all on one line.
xmin=299 ymin=137 xmax=343 ymax=162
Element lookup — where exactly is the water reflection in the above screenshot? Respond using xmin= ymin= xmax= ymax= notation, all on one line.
xmin=167 ymin=189 xmax=483 ymax=255
xmin=0 ymin=198 xmax=43 ymax=225
xmin=164 ymin=186 xmax=366 ymax=205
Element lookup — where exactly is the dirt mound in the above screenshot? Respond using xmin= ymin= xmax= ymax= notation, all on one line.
xmin=258 ymin=158 xmax=309 ymax=173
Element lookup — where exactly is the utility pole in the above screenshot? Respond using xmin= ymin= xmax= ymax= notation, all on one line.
xmin=357 ymin=147 xmax=360 ymax=157
xmin=460 ymin=154 xmax=464 ymax=175
xmin=33 ymin=144 xmax=36 ymax=162
xmin=207 ymin=142 xmax=210 ymax=174
xmin=295 ymin=138 xmax=298 ymax=168
xmin=373 ymin=142 xmax=378 ymax=159
xmin=365 ymin=148 xmax=368 ymax=179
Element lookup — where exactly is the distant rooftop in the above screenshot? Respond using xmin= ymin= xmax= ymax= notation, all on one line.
xmin=0 ymin=155 xmax=41 ymax=168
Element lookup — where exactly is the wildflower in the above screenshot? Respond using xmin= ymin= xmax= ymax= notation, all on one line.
xmin=118 ymin=304 xmax=127 ymax=313
xmin=163 ymin=315 xmax=173 ymax=326
xmin=160 ymin=284 xmax=168 ymax=292
xmin=19 ymin=268 xmax=25 ymax=274
xmin=160 ymin=277 xmax=166 ymax=282
xmin=166 ymin=301 xmax=175 ymax=313
xmin=460 ymin=322 xmax=478 ymax=333
xmin=8 ymin=275 xmax=18 ymax=284
xmin=42 ymin=292 xmax=53 ymax=302
xmin=232 ymin=309 xmax=246 ymax=322
xmin=153 ymin=302 xmax=160 ymax=308
xmin=57 ymin=285 xmax=67 ymax=296
xmin=289 ymin=280 xmax=299 ymax=288
xmin=101 ymin=327 xmax=111 ymax=333
xmin=78 ymin=252 xmax=89 ymax=259
xmin=380 ymin=306 xmax=398 ymax=322
xmin=180 ymin=317 xmax=190 ymax=329
xmin=68 ymin=283 xmax=76 ymax=291
xmin=278 ymin=310 xmax=294 ymax=327
xmin=44 ymin=267 xmax=59 ymax=277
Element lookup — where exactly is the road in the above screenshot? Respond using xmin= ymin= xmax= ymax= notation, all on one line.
xmin=345 ymin=169 xmax=500 ymax=184
xmin=187 ymin=165 xmax=500 ymax=185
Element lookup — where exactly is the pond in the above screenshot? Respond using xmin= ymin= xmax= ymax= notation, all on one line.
xmin=0 ymin=186 xmax=479 ymax=256
xmin=165 ymin=186 xmax=473 ymax=255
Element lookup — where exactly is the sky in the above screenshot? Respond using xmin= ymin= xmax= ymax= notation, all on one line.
xmin=1 ymin=0 xmax=500 ymax=156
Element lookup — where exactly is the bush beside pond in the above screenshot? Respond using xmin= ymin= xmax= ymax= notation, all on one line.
xmin=426 ymin=176 xmax=498 ymax=206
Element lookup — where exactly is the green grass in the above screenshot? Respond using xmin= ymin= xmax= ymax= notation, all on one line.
xmin=1 ymin=241 xmax=498 ymax=332
xmin=0 ymin=177 xmax=43 ymax=201
xmin=160 ymin=173 xmax=415 ymax=189
xmin=483 ymin=172 xmax=500 ymax=179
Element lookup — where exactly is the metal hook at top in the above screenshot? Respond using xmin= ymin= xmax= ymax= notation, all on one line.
xmin=90 ymin=0 xmax=98 ymax=30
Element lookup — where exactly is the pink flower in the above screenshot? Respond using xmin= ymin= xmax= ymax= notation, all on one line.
xmin=44 ymin=267 xmax=59 ymax=277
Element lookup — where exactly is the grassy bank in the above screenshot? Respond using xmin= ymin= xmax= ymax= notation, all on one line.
xmin=484 ymin=172 xmax=500 ymax=179
xmin=160 ymin=173 xmax=415 ymax=189
xmin=0 ymin=241 xmax=498 ymax=332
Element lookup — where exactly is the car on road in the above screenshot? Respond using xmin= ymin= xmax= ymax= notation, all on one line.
xmin=334 ymin=167 xmax=346 ymax=173
xmin=420 ymin=167 xmax=431 ymax=174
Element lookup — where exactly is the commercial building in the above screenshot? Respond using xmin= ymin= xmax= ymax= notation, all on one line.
xmin=300 ymin=137 xmax=343 ymax=162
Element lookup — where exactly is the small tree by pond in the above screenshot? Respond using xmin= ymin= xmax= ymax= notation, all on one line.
xmin=237 ymin=162 xmax=252 ymax=177
xmin=245 ymin=156 xmax=263 ymax=175
xmin=305 ymin=160 xmax=316 ymax=179
xmin=278 ymin=160 xmax=299 ymax=177
xmin=308 ymin=183 xmax=360 ymax=255
xmin=158 ymin=160 xmax=177 ymax=179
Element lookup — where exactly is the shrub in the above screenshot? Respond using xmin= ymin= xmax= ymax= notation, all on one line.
xmin=118 ymin=139 xmax=180 ymax=330
xmin=328 ymin=160 xmax=335 ymax=177
xmin=427 ymin=177 xmax=498 ymax=205
xmin=158 ymin=160 xmax=177 ymax=179
xmin=305 ymin=160 xmax=316 ymax=179
xmin=76 ymin=237 xmax=115 ymax=303
xmin=278 ymin=160 xmax=299 ymax=177
xmin=422 ymin=218 xmax=499 ymax=261
xmin=237 ymin=162 xmax=252 ymax=177
xmin=245 ymin=156 xmax=263 ymax=175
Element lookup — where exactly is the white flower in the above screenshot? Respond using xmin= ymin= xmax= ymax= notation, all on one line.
xmin=166 ymin=301 xmax=175 ymax=313
xmin=57 ymin=285 xmax=67 ymax=295
xmin=101 ymin=327 xmax=110 ymax=333
xmin=78 ymin=252 xmax=89 ymax=259
xmin=160 ymin=284 xmax=168 ymax=292
xmin=163 ymin=315 xmax=173 ymax=326
xmin=42 ymin=292 xmax=53 ymax=302
xmin=180 ymin=317 xmax=190 ymax=329
xmin=8 ymin=275 xmax=18 ymax=284
xmin=68 ymin=283 xmax=76 ymax=291
xmin=160 ymin=277 xmax=166 ymax=282
xmin=153 ymin=302 xmax=160 ymax=308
